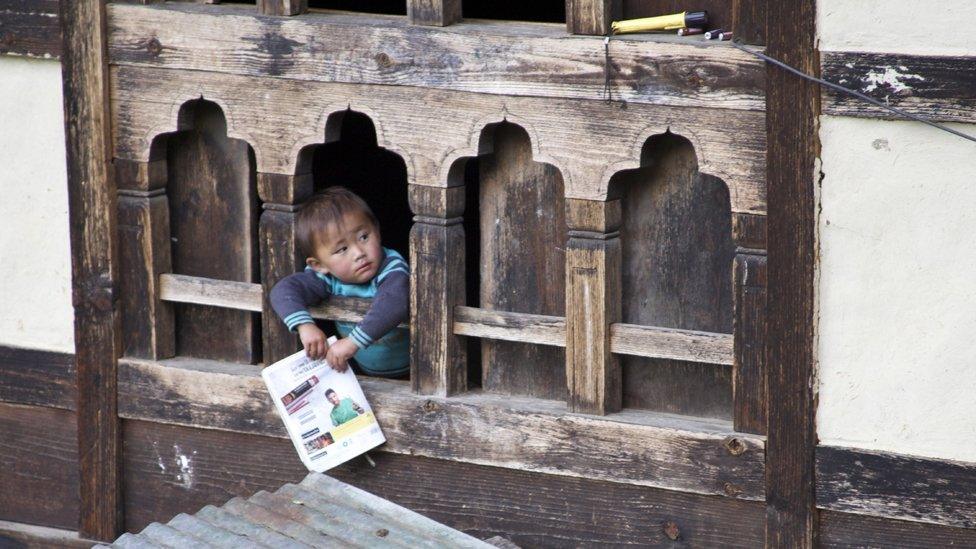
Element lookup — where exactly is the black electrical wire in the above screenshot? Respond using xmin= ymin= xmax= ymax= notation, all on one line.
xmin=728 ymin=39 xmax=976 ymax=144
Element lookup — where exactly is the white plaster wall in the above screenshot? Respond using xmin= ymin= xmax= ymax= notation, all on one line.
xmin=816 ymin=1 xmax=976 ymax=462
xmin=0 ymin=57 xmax=74 ymax=353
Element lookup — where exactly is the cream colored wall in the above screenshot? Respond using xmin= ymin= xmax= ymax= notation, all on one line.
xmin=0 ymin=57 xmax=74 ymax=353
xmin=816 ymin=1 xmax=976 ymax=462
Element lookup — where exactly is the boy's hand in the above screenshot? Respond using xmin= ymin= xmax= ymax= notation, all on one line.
xmin=325 ymin=337 xmax=358 ymax=372
xmin=297 ymin=323 xmax=328 ymax=360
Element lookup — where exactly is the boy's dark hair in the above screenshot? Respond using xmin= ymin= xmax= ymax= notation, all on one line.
xmin=297 ymin=187 xmax=379 ymax=256
xmin=325 ymin=389 xmax=337 ymax=397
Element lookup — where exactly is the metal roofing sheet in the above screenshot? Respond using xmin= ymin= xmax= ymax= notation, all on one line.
xmin=95 ymin=472 xmax=503 ymax=548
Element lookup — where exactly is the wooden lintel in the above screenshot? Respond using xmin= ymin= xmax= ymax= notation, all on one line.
xmin=106 ymin=3 xmax=765 ymax=112
xmin=764 ymin=0 xmax=820 ymax=546
xmin=117 ymin=357 xmax=766 ymax=500
xmin=408 ymin=0 xmax=461 ymax=27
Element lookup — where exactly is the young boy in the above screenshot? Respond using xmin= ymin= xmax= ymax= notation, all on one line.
xmin=270 ymin=187 xmax=409 ymax=378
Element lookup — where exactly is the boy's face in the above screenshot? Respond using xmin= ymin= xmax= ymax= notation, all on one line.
xmin=307 ymin=211 xmax=383 ymax=284
xmin=327 ymin=392 xmax=340 ymax=406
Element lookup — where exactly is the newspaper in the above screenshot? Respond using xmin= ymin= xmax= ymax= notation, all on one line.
xmin=262 ymin=343 xmax=385 ymax=472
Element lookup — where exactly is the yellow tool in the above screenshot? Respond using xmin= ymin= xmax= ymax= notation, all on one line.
xmin=611 ymin=11 xmax=708 ymax=35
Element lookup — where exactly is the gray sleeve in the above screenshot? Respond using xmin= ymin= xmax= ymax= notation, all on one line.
xmin=345 ymin=270 xmax=409 ymax=349
xmin=269 ymin=270 xmax=330 ymax=332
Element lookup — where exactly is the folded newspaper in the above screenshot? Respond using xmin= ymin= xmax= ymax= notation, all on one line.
xmin=262 ymin=343 xmax=385 ymax=472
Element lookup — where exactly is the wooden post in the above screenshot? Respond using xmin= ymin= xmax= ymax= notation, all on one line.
xmin=258 ymin=172 xmax=313 ymax=365
xmin=765 ymin=0 xmax=820 ymax=546
xmin=565 ymin=199 xmax=621 ymax=415
xmin=408 ymin=0 xmax=462 ymax=27
xmin=566 ymin=0 xmax=620 ymax=35
xmin=732 ymin=213 xmax=767 ymax=434
xmin=116 ymin=159 xmax=175 ymax=360
xmin=257 ymin=0 xmax=307 ymax=16
xmin=60 ymin=0 xmax=122 ymax=540
xmin=408 ymin=184 xmax=466 ymax=396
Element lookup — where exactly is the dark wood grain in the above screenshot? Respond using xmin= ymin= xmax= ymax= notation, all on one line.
xmin=820 ymin=510 xmax=976 ymax=549
xmin=566 ymin=0 xmax=620 ymax=35
xmin=122 ymin=420 xmax=765 ymax=546
xmin=764 ymin=0 xmax=819 ymax=545
xmin=0 ymin=0 xmax=61 ymax=58
xmin=0 ymin=345 xmax=75 ymax=409
xmin=478 ymin=123 xmax=566 ymax=401
xmin=610 ymin=132 xmax=734 ymax=419
xmin=60 ymin=0 xmax=122 ymax=540
xmin=258 ymin=205 xmax=302 ymax=365
xmin=408 ymin=0 xmax=460 ymax=26
xmin=166 ymin=99 xmax=261 ymax=364
xmin=0 ymin=403 xmax=79 ymax=530
xmin=817 ymin=446 xmax=976 ymax=529
xmin=732 ymin=252 xmax=766 ymax=434
xmin=822 ymin=51 xmax=976 ymax=124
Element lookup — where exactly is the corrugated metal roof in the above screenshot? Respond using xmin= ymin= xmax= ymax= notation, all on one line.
xmin=96 ymin=473 xmax=505 ymax=548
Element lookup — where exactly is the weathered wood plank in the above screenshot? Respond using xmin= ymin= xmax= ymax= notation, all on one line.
xmin=0 ymin=403 xmax=79 ymax=530
xmin=122 ymin=421 xmax=766 ymax=546
xmin=817 ymin=446 xmax=976 ymax=529
xmin=107 ymin=2 xmax=765 ymax=111
xmin=117 ymin=357 xmax=766 ymax=500
xmin=0 ymin=520 xmax=94 ymax=549
xmin=732 ymin=252 xmax=766 ymax=434
xmin=822 ymin=51 xmax=976 ymax=124
xmin=566 ymin=0 xmax=620 ymax=35
xmin=610 ymin=323 xmax=733 ymax=365
xmin=60 ymin=0 xmax=121 ymax=540
xmin=0 ymin=345 xmax=75 ymax=409
xmin=0 ymin=0 xmax=61 ymax=58
xmin=111 ymin=64 xmax=767 ymax=213
xmin=454 ymin=306 xmax=565 ymax=347
xmin=479 ymin=123 xmax=565 ymax=401
xmin=764 ymin=0 xmax=819 ymax=545
xmin=409 ymin=184 xmax=467 ymax=396
xmin=820 ymin=510 xmax=976 ymax=549
xmin=259 ymin=205 xmax=302 ymax=365
xmin=408 ymin=0 xmax=460 ymax=26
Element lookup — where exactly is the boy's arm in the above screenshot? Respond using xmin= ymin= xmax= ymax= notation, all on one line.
xmin=269 ymin=271 xmax=330 ymax=331
xmin=346 ymin=268 xmax=409 ymax=350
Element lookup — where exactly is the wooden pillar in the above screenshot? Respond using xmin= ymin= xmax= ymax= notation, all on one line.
xmin=566 ymin=0 xmax=620 ymax=35
xmin=408 ymin=184 xmax=466 ymax=396
xmin=765 ymin=0 xmax=820 ymax=545
xmin=732 ymin=213 xmax=767 ymax=434
xmin=116 ymin=159 xmax=174 ymax=360
xmin=408 ymin=0 xmax=461 ymax=27
xmin=258 ymin=0 xmax=307 ymax=16
xmin=258 ymin=172 xmax=313 ymax=365
xmin=565 ymin=199 xmax=621 ymax=415
xmin=60 ymin=0 xmax=122 ymax=541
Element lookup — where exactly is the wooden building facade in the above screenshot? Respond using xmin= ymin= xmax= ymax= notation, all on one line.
xmin=1 ymin=0 xmax=975 ymax=547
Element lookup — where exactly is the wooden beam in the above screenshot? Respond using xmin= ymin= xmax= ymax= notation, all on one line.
xmin=0 ymin=520 xmax=94 ymax=549
xmin=764 ymin=0 xmax=819 ymax=546
xmin=454 ymin=306 xmax=565 ymax=347
xmin=256 ymin=0 xmax=306 ymax=16
xmin=566 ymin=0 xmax=620 ymax=35
xmin=111 ymin=64 xmax=767 ymax=213
xmin=117 ymin=357 xmax=766 ymax=500
xmin=817 ymin=446 xmax=976 ymax=529
xmin=0 ymin=0 xmax=62 ymax=58
xmin=820 ymin=510 xmax=976 ymax=548
xmin=822 ymin=51 xmax=976 ymax=124
xmin=60 ymin=0 xmax=122 ymax=540
xmin=565 ymin=199 xmax=621 ymax=415
xmin=610 ymin=323 xmax=733 ymax=365
xmin=0 ymin=345 xmax=76 ymax=410
xmin=408 ymin=184 xmax=467 ymax=396
xmin=122 ymin=424 xmax=766 ymax=546
xmin=732 ymin=251 xmax=766 ymax=434
xmin=408 ymin=0 xmax=460 ymax=27
xmin=106 ymin=3 xmax=765 ymax=112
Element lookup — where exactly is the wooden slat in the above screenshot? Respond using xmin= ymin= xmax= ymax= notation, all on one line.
xmin=117 ymin=357 xmax=766 ymax=500
xmin=820 ymin=510 xmax=976 ymax=548
xmin=60 ymin=0 xmax=121 ymax=540
xmin=454 ymin=306 xmax=565 ymax=347
xmin=0 ymin=0 xmax=62 ymax=58
xmin=106 ymin=2 xmax=765 ymax=112
xmin=817 ymin=446 xmax=976 ymax=529
xmin=0 ymin=345 xmax=76 ymax=410
xmin=111 ymin=64 xmax=767 ymax=214
xmin=764 ymin=0 xmax=819 ymax=545
xmin=610 ymin=323 xmax=733 ymax=365
xmin=732 ymin=252 xmax=766 ymax=434
xmin=822 ymin=51 xmax=976 ymax=124
xmin=122 ymin=423 xmax=765 ymax=546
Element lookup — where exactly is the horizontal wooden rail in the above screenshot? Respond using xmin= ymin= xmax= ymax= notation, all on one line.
xmin=453 ymin=306 xmax=733 ymax=365
xmin=158 ymin=274 xmax=401 ymax=326
xmin=610 ymin=324 xmax=734 ymax=366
